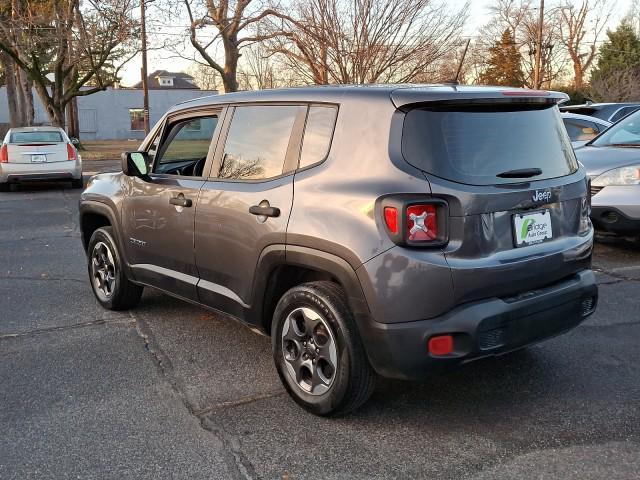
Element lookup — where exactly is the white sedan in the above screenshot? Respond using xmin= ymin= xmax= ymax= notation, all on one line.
xmin=0 ymin=127 xmax=83 ymax=191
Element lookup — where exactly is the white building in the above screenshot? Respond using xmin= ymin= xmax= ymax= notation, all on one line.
xmin=0 ymin=71 xmax=218 ymax=140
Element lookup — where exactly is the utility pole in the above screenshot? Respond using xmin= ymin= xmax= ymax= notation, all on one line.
xmin=533 ymin=0 xmax=545 ymax=89
xmin=140 ymin=0 xmax=150 ymax=135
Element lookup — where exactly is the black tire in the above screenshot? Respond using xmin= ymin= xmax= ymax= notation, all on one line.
xmin=71 ymin=177 xmax=84 ymax=189
xmin=0 ymin=183 xmax=9 ymax=192
xmin=272 ymin=281 xmax=376 ymax=416
xmin=87 ymin=226 xmax=143 ymax=310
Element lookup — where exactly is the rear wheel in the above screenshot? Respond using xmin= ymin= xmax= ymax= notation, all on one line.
xmin=87 ymin=226 xmax=143 ymax=310
xmin=0 ymin=183 xmax=9 ymax=192
xmin=272 ymin=281 xmax=376 ymax=416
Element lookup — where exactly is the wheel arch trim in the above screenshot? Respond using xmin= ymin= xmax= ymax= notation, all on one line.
xmin=79 ymin=200 xmax=132 ymax=275
xmin=249 ymin=244 xmax=371 ymax=331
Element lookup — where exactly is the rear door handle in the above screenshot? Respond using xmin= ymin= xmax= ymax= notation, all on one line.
xmin=169 ymin=194 xmax=192 ymax=207
xmin=249 ymin=204 xmax=280 ymax=218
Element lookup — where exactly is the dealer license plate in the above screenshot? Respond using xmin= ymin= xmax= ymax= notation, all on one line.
xmin=513 ymin=210 xmax=553 ymax=247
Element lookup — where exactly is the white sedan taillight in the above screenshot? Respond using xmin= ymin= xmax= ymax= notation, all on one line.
xmin=67 ymin=143 xmax=77 ymax=161
xmin=0 ymin=144 xmax=7 ymax=163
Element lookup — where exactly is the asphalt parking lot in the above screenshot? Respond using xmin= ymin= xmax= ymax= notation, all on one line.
xmin=1 ymin=173 xmax=639 ymax=479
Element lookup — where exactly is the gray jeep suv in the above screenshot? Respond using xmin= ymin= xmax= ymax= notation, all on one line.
xmin=79 ymin=85 xmax=598 ymax=415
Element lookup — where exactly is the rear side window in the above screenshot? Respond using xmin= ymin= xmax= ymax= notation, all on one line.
xmin=10 ymin=131 xmax=63 ymax=143
xmin=299 ymin=106 xmax=338 ymax=168
xmin=563 ymin=119 xmax=600 ymax=142
xmin=402 ymin=105 xmax=578 ymax=185
xmin=610 ymin=106 xmax=639 ymax=123
xmin=218 ymin=105 xmax=300 ymax=181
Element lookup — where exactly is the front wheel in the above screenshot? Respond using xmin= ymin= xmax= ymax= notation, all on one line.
xmin=272 ymin=281 xmax=375 ymax=416
xmin=87 ymin=226 xmax=143 ymax=310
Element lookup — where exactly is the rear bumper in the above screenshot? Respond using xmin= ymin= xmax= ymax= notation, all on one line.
xmin=0 ymin=161 xmax=82 ymax=183
xmin=359 ymin=270 xmax=598 ymax=380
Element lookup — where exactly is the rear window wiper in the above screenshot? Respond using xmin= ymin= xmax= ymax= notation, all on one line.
xmin=496 ymin=168 xmax=543 ymax=179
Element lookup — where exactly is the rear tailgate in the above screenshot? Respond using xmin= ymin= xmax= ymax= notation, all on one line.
xmin=397 ymin=91 xmax=592 ymax=304
xmin=7 ymin=143 xmax=68 ymax=164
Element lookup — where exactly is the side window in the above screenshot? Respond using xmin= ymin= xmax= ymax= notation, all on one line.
xmin=563 ymin=120 xmax=583 ymax=141
xmin=218 ymin=105 xmax=300 ymax=181
xmin=154 ymin=116 xmax=218 ymax=175
xmin=299 ymin=105 xmax=338 ymax=169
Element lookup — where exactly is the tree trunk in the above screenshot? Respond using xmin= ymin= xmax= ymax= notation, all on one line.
xmin=66 ymin=97 xmax=80 ymax=139
xmin=222 ymin=38 xmax=240 ymax=92
xmin=573 ymin=62 xmax=584 ymax=90
xmin=51 ymin=106 xmax=65 ymax=128
xmin=16 ymin=68 xmax=34 ymax=126
xmin=1 ymin=53 xmax=21 ymax=127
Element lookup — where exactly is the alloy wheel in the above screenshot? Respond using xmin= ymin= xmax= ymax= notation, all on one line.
xmin=281 ymin=307 xmax=338 ymax=395
xmin=91 ymin=241 xmax=116 ymax=300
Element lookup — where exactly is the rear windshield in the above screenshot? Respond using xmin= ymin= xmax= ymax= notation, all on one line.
xmin=402 ymin=105 xmax=578 ymax=185
xmin=10 ymin=131 xmax=63 ymax=143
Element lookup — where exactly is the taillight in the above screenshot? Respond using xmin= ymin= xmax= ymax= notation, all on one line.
xmin=383 ymin=207 xmax=398 ymax=234
xmin=379 ymin=196 xmax=448 ymax=247
xmin=0 ymin=144 xmax=7 ymax=163
xmin=407 ymin=204 xmax=437 ymax=242
xmin=66 ymin=143 xmax=77 ymax=161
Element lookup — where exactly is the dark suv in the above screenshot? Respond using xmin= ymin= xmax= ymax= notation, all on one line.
xmin=80 ymin=85 xmax=598 ymax=415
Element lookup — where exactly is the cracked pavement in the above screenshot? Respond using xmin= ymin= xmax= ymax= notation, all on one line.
xmin=1 ymin=178 xmax=639 ymax=479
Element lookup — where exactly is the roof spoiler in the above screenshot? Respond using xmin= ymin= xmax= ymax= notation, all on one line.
xmin=390 ymin=86 xmax=569 ymax=109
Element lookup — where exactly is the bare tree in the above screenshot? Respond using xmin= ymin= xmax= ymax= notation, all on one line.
xmin=182 ymin=0 xmax=286 ymax=93
xmin=236 ymin=43 xmax=301 ymax=90
xmin=558 ymin=0 xmax=611 ymax=90
xmin=0 ymin=51 xmax=21 ymax=127
xmin=186 ymin=62 xmax=220 ymax=90
xmin=267 ymin=0 xmax=467 ymax=85
xmin=473 ymin=0 xmax=568 ymax=88
xmin=0 ymin=1 xmax=34 ymax=126
xmin=0 ymin=0 xmax=138 ymax=129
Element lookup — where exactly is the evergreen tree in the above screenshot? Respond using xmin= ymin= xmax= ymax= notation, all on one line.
xmin=479 ymin=29 xmax=525 ymax=87
xmin=590 ymin=20 xmax=640 ymax=83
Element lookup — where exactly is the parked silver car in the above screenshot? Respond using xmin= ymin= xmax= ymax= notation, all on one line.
xmin=560 ymin=102 xmax=640 ymax=123
xmin=0 ymin=127 xmax=83 ymax=191
xmin=575 ymin=110 xmax=640 ymax=236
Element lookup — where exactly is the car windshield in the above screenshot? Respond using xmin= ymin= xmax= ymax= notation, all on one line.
xmin=10 ymin=131 xmax=63 ymax=143
xmin=591 ymin=109 xmax=640 ymax=147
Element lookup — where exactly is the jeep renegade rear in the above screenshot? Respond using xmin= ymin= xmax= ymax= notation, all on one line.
xmin=79 ymin=85 xmax=597 ymax=416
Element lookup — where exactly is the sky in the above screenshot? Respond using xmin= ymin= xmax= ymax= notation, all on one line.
xmin=119 ymin=0 xmax=634 ymax=87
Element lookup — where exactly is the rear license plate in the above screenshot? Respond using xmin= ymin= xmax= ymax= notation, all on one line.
xmin=31 ymin=154 xmax=47 ymax=163
xmin=513 ymin=210 xmax=553 ymax=247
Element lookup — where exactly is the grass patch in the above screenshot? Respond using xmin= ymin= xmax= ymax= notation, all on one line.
xmin=81 ymin=140 xmax=142 ymax=161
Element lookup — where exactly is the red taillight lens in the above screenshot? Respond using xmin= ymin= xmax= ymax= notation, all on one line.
xmin=428 ymin=335 xmax=453 ymax=356
xmin=0 ymin=144 xmax=8 ymax=163
xmin=407 ymin=204 xmax=437 ymax=241
xmin=66 ymin=143 xmax=77 ymax=161
xmin=383 ymin=206 xmax=398 ymax=234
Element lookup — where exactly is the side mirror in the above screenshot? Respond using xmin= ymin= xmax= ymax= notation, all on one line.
xmin=69 ymin=137 xmax=80 ymax=146
xmin=122 ymin=151 xmax=149 ymax=177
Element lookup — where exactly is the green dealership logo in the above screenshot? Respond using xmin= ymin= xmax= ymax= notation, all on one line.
xmin=520 ymin=219 xmax=536 ymax=240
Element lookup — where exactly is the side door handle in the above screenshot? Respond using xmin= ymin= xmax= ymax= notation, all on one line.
xmin=249 ymin=204 xmax=280 ymax=218
xmin=169 ymin=194 xmax=192 ymax=208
